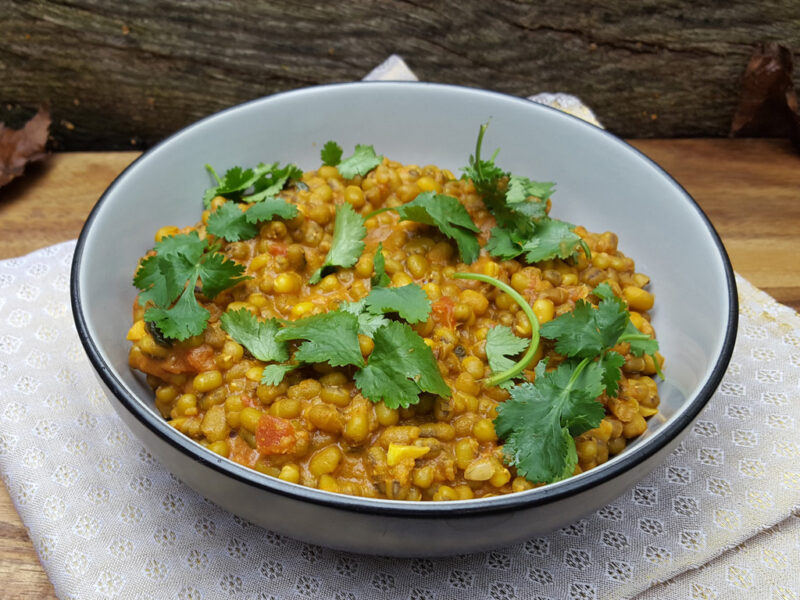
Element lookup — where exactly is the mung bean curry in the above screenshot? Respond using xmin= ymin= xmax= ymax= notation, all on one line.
xmin=127 ymin=126 xmax=664 ymax=501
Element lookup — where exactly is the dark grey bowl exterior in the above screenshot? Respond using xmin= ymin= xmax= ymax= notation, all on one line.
xmin=71 ymin=82 xmax=737 ymax=557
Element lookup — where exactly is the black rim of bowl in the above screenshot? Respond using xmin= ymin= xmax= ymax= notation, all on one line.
xmin=70 ymin=81 xmax=739 ymax=519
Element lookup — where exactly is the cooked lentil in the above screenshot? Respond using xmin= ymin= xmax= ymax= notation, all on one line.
xmin=128 ymin=157 xmax=663 ymax=500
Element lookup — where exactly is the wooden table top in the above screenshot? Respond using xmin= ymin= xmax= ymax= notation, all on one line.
xmin=0 ymin=139 xmax=798 ymax=598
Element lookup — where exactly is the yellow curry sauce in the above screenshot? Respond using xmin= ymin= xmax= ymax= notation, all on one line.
xmin=127 ymin=159 xmax=662 ymax=501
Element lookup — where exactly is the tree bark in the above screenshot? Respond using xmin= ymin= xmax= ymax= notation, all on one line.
xmin=1 ymin=0 xmax=798 ymax=150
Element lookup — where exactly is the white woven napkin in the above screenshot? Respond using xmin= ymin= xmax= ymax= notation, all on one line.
xmin=2 ymin=57 xmax=799 ymax=600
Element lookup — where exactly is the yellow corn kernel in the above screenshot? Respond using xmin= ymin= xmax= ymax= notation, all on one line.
xmin=139 ymin=334 xmax=169 ymax=358
xmin=239 ymin=407 xmax=263 ymax=433
xmin=406 ymin=254 xmax=429 ymax=278
xmin=207 ymin=440 xmax=230 ymax=457
xmin=154 ymin=225 xmax=180 ymax=243
xmin=490 ymin=465 xmax=512 ymax=488
xmin=318 ymin=165 xmax=338 ymax=180
xmin=175 ymin=393 xmax=197 ymax=416
xmin=422 ymin=282 xmax=442 ymax=301
xmin=455 ymin=438 xmax=478 ymax=470
xmin=247 ymin=293 xmax=268 ymax=308
xmin=201 ymin=404 xmax=229 ymax=442
xmin=461 ymin=356 xmax=485 ymax=380
xmin=464 ymin=457 xmax=495 ymax=481
xmin=274 ymin=272 xmax=302 ymax=294
xmin=562 ymin=273 xmax=579 ymax=286
xmin=460 ymin=289 xmax=489 ymax=316
xmin=309 ymin=445 xmax=342 ymax=476
xmin=473 ymin=418 xmax=498 ymax=443
xmin=412 ymin=465 xmax=435 ymax=489
xmin=432 ymin=485 xmax=458 ymax=501
xmin=245 ymin=366 xmax=263 ymax=382
xmin=126 ymin=320 xmax=147 ymax=341
xmin=533 ymin=298 xmax=555 ymax=324
xmin=391 ymin=272 xmax=414 ymax=287
xmin=317 ymin=474 xmax=340 ymax=492
xmin=629 ymin=311 xmax=646 ymax=332
xmin=291 ymin=301 xmax=316 ymax=319
xmin=344 ymin=412 xmax=369 ymax=443
xmin=279 ymin=463 xmax=301 ymax=484
xmin=593 ymin=252 xmax=611 ymax=269
xmin=358 ymin=334 xmax=375 ymax=358
xmin=249 ymin=254 xmax=270 ymax=272
xmin=512 ymin=476 xmax=534 ymax=492
xmin=639 ymin=405 xmax=659 ymax=417
xmin=344 ymin=185 xmax=365 ymax=208
xmin=455 ymin=485 xmax=474 ymax=500
xmin=192 ymin=370 xmax=223 ymax=393
xmin=416 ymin=176 xmax=441 ymax=193
xmin=623 ymin=286 xmax=654 ymax=312
xmin=386 ymin=443 xmax=431 ymax=466
xmin=318 ymin=274 xmax=340 ymax=292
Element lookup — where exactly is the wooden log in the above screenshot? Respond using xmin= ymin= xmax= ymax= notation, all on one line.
xmin=1 ymin=0 xmax=798 ymax=150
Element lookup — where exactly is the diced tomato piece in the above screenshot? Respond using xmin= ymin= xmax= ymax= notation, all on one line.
xmin=185 ymin=344 xmax=216 ymax=372
xmin=431 ymin=296 xmax=455 ymax=328
xmin=255 ymin=415 xmax=296 ymax=455
xmin=268 ymin=242 xmax=287 ymax=256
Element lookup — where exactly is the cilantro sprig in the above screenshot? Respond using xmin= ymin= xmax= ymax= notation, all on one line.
xmin=221 ymin=281 xmax=447 ymax=408
xmin=134 ymin=232 xmax=249 ymax=340
xmin=203 ymin=162 xmax=302 ymax=208
xmin=320 ymin=142 xmax=383 ymax=179
xmin=494 ymin=282 xmax=661 ymax=483
xmin=308 ymin=203 xmax=367 ymax=284
xmin=463 ymin=123 xmax=590 ymax=263
xmin=367 ymin=192 xmax=481 ymax=264
xmin=452 ymin=272 xmax=541 ymax=387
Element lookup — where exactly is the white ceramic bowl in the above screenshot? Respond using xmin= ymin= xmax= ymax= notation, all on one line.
xmin=71 ymin=82 xmax=737 ymax=556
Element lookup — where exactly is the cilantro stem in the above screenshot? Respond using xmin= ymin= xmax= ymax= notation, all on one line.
xmin=364 ymin=206 xmax=395 ymax=220
xmin=205 ymin=163 xmax=222 ymax=185
xmin=452 ymin=272 xmax=540 ymax=387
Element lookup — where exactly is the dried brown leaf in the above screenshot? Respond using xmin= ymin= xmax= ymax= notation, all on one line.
xmin=0 ymin=108 xmax=51 ymax=188
xmin=730 ymin=43 xmax=800 ymax=151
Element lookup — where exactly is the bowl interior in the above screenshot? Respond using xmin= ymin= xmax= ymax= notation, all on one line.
xmin=74 ymin=82 xmax=735 ymax=510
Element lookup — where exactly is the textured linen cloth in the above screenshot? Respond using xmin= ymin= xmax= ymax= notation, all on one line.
xmin=2 ymin=57 xmax=800 ymax=599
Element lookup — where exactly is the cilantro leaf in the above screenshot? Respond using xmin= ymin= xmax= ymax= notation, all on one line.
xmin=371 ymin=243 xmax=391 ymax=288
xmin=244 ymin=198 xmax=298 ymax=224
xmin=207 ymin=202 xmax=257 ymax=242
xmin=134 ymin=232 xmax=249 ymax=340
xmin=195 ymin=251 xmax=249 ymax=299
xmin=220 ymin=309 xmax=289 ymax=363
xmin=340 ymin=299 xmax=389 ymax=337
xmin=203 ymin=162 xmax=302 ymax=208
xmin=309 ymin=203 xmax=366 ymax=284
xmin=261 ymin=363 xmax=297 ymax=386
xmin=506 ymin=175 xmax=555 ymax=204
xmin=248 ymin=163 xmax=303 ymax=203
xmin=134 ymin=255 xmax=180 ymax=308
xmin=364 ymin=284 xmax=431 ymax=324
xmin=208 ymin=197 xmax=299 ymax=243
xmin=494 ymin=360 xmax=605 ymax=483
xmin=354 ymin=321 xmax=451 ymax=408
xmin=623 ymin=320 xmax=660 ymax=357
xmin=144 ymin=285 xmax=210 ymax=341
xmin=321 ymin=141 xmax=343 ymax=166
xmin=393 ymin=192 xmax=481 ymax=264
xmin=485 ymin=325 xmax=530 ymax=389
xmin=521 ymin=218 xmax=584 ymax=263
xmin=337 ymin=144 xmax=383 ymax=179
xmin=485 ymin=227 xmax=523 ymax=261
xmin=275 ymin=310 xmax=364 ymax=368
xmin=599 ymin=351 xmax=625 ymax=397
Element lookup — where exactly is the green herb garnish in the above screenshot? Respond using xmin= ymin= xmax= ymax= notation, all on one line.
xmin=206 ymin=198 xmax=298 ymax=242
xmin=368 ymin=192 xmax=481 ymax=264
xmin=308 ymin=203 xmax=367 ymax=284
xmin=495 ymin=281 xmax=661 ymax=483
xmin=134 ymin=232 xmax=249 ymax=340
xmin=203 ymin=162 xmax=302 ymax=208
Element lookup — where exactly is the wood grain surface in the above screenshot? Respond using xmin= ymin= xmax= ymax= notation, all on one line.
xmin=0 ymin=139 xmax=797 ymax=598
xmin=2 ymin=1 xmax=800 ymax=149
